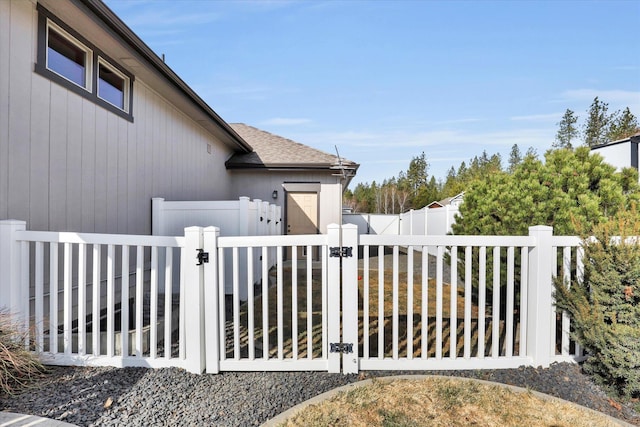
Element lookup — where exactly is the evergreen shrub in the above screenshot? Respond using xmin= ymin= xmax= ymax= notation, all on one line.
xmin=554 ymin=206 xmax=640 ymax=399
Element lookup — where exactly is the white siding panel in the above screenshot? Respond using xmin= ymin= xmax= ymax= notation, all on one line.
xmin=81 ymin=99 xmax=96 ymax=232
xmin=105 ymin=113 xmax=118 ymax=232
xmin=29 ymin=75 xmax=51 ymax=231
xmin=7 ymin=0 xmax=32 ymax=222
xmin=3 ymin=1 xmax=237 ymax=234
xmin=117 ymin=118 xmax=128 ymax=233
xmin=0 ymin=0 xmax=11 ymax=219
xmin=66 ymin=94 xmax=83 ymax=230
xmin=94 ymin=108 xmax=108 ymax=233
xmin=49 ymin=85 xmax=68 ymax=231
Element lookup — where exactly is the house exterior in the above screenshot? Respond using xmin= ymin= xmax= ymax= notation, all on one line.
xmin=0 ymin=0 xmax=357 ymax=236
xmin=227 ymin=124 xmax=357 ymax=234
xmin=590 ymin=134 xmax=640 ymax=182
xmin=426 ymin=191 xmax=464 ymax=209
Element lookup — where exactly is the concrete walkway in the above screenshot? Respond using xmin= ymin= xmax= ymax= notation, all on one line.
xmin=0 ymin=412 xmax=78 ymax=427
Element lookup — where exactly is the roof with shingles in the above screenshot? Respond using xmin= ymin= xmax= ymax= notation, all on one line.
xmin=226 ymin=124 xmax=358 ymax=172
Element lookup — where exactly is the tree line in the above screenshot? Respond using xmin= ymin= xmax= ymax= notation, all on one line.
xmin=344 ymin=97 xmax=639 ymax=214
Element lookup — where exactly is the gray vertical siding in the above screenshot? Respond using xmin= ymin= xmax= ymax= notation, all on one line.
xmin=0 ymin=1 xmax=236 ymax=234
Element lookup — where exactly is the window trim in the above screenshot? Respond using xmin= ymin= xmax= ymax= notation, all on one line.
xmin=35 ymin=5 xmax=134 ymax=122
xmin=45 ymin=20 xmax=93 ymax=92
xmin=97 ymin=56 xmax=130 ymax=113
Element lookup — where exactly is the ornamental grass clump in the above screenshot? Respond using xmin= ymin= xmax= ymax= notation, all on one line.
xmin=554 ymin=205 xmax=640 ymax=400
xmin=0 ymin=309 xmax=46 ymax=395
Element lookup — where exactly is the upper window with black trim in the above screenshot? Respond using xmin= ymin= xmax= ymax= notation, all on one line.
xmin=46 ymin=21 xmax=92 ymax=91
xmin=98 ymin=57 xmax=129 ymax=112
xmin=36 ymin=5 xmax=134 ymax=121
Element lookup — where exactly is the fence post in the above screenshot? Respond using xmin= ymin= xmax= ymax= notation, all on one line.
xmin=239 ymin=196 xmax=250 ymax=236
xmin=203 ymin=226 xmax=220 ymax=373
xmin=151 ymin=198 xmax=165 ymax=235
xmin=0 ymin=220 xmax=27 ymax=318
xmin=182 ymin=226 xmax=205 ymax=374
xmin=527 ymin=225 xmax=554 ymax=368
xmin=341 ymin=223 xmax=359 ymax=374
xmin=327 ymin=223 xmax=341 ymax=373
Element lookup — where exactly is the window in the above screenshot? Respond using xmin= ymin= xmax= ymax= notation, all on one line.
xmin=36 ymin=6 xmax=134 ymax=121
xmin=98 ymin=58 xmax=129 ymax=112
xmin=46 ymin=21 xmax=92 ymax=90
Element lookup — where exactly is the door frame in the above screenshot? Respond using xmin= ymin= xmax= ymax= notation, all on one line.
xmin=283 ymin=182 xmax=321 ymax=236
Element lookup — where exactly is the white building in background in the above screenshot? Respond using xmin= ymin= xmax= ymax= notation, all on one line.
xmin=591 ymin=134 xmax=640 ymax=181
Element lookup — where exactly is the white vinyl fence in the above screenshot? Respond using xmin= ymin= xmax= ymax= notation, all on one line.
xmin=344 ymin=205 xmax=459 ymax=237
xmin=1 ymin=220 xmax=586 ymax=374
xmin=152 ymin=197 xmax=282 ymax=300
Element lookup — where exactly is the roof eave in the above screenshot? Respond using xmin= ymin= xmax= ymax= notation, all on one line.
xmin=77 ymin=0 xmax=252 ymax=153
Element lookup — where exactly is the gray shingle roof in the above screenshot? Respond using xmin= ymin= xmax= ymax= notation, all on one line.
xmin=226 ymin=124 xmax=358 ymax=173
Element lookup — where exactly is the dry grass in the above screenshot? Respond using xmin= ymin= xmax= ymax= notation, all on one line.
xmin=226 ymin=260 xmax=519 ymax=360
xmin=280 ymin=377 xmax=620 ymax=427
xmin=0 ymin=310 xmax=46 ymax=396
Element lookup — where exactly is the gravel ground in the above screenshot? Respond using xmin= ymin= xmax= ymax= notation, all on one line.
xmin=1 ymin=362 xmax=639 ymax=426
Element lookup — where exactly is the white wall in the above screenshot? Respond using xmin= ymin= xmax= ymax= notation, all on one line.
xmin=0 ymin=0 xmax=236 ymax=235
xmin=229 ymin=170 xmax=343 ymax=234
xmin=593 ymin=142 xmax=632 ymax=172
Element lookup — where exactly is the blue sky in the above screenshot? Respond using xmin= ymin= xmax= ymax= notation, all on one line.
xmin=105 ymin=0 xmax=640 ymax=188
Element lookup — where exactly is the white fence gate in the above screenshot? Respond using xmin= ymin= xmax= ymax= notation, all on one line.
xmin=1 ymin=220 xmax=584 ymax=374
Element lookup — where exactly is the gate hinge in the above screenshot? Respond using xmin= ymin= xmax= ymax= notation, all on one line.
xmin=196 ymin=249 xmax=209 ymax=266
xmin=329 ymin=246 xmax=353 ymax=258
xmin=330 ymin=342 xmax=354 ymax=353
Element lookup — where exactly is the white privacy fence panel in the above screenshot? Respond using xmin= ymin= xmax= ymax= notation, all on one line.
xmin=0 ymin=221 xmax=206 ymax=372
xmin=153 ymin=197 xmax=282 ymax=299
xmin=347 ymin=206 xmax=460 ymax=239
xmin=152 ymin=197 xmax=282 ymax=237
xmin=343 ymin=214 xmax=400 ymax=235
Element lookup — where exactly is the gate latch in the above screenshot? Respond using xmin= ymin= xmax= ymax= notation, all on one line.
xmin=329 ymin=246 xmax=353 ymax=258
xmin=330 ymin=342 xmax=354 ymax=353
xmin=196 ymin=249 xmax=209 ymax=266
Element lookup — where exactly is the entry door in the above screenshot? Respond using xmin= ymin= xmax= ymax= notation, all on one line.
xmin=287 ymin=192 xmax=318 ymax=258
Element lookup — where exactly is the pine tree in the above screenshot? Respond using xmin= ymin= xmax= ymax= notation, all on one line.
xmin=508 ymin=144 xmax=522 ymax=172
xmin=553 ymin=108 xmax=579 ymax=149
xmin=607 ymin=107 xmax=640 ymax=141
xmin=583 ymin=97 xmax=611 ymax=147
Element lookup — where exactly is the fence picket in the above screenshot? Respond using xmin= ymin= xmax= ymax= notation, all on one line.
xmin=392 ymin=246 xmax=399 ymax=360
xmin=292 ymin=248 xmax=298 ymax=360
xmin=247 ymin=247 xmax=255 ymax=361
xmin=505 ymin=246 xmax=515 ymax=357
xmin=135 ymin=245 xmax=144 ymax=358
xmin=435 ymin=246 xmax=443 ymax=359
xmin=35 ymin=242 xmax=44 ymax=351
xmin=306 ymin=246 xmax=312 ymax=360
xmin=406 ymin=246 xmax=413 ymax=360
xmin=64 ymin=242 xmax=72 ymax=355
xmin=478 ymin=246 xmax=486 ymax=359
xmin=450 ymin=247 xmax=457 ymax=359
xmin=463 ymin=246 xmax=472 ymax=359
xmin=492 ymin=246 xmax=500 ymax=358
xmin=106 ymin=245 xmax=115 ymax=357
xmin=277 ymin=246 xmax=284 ymax=360
xmin=262 ymin=246 xmax=269 ymax=360
xmin=92 ymin=244 xmax=100 ymax=356
xmin=421 ymin=247 xmax=428 ymax=359
xmin=120 ymin=245 xmax=128 ymax=357
xmin=150 ymin=246 xmax=158 ymax=359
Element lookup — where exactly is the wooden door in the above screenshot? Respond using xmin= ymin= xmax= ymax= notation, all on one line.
xmin=286 ymin=192 xmax=318 ymax=258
